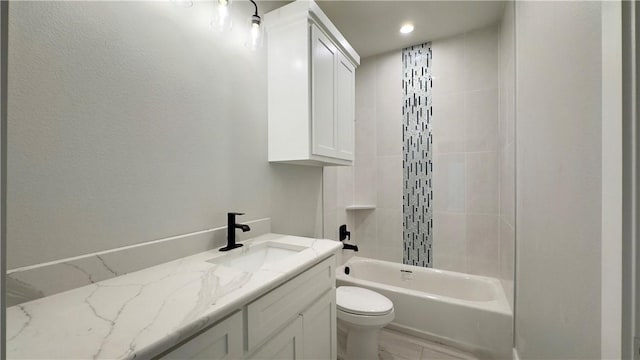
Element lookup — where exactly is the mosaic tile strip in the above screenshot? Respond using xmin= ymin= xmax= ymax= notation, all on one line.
xmin=402 ymin=43 xmax=433 ymax=267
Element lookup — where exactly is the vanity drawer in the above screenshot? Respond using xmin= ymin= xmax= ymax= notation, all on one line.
xmin=161 ymin=311 xmax=242 ymax=360
xmin=246 ymin=255 xmax=335 ymax=351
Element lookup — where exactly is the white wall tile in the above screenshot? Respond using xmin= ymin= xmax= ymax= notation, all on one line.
xmin=324 ymin=209 xmax=338 ymax=241
xmin=323 ymin=166 xmax=338 ymax=213
xmin=377 ymin=155 xmax=403 ymax=210
xmin=432 ymin=92 xmax=465 ymax=154
xmin=500 ymin=143 xmax=515 ymax=226
xmin=376 ymin=208 xmax=403 ymax=248
xmin=500 ymin=218 xmax=515 ymax=310
xmin=336 ymin=166 xmax=354 ymax=207
xmin=433 ymin=212 xmax=467 ymax=272
xmin=432 ymin=33 xmax=465 ymax=96
xmin=499 ymin=59 xmax=515 ymax=147
xmin=377 ymin=244 xmax=403 ymax=264
xmin=354 ymin=155 xmax=377 ymax=205
xmin=464 ymin=25 xmax=499 ymax=91
xmin=376 ymin=52 xmax=403 ymax=157
xmin=466 ymin=151 xmax=499 ymax=214
xmin=353 ymin=211 xmax=378 ymax=258
xmin=433 ymin=153 xmax=466 ymax=212
xmin=465 ymin=88 xmax=499 ymax=152
xmin=431 ymin=22 xmax=501 ymax=278
xmin=356 ymin=59 xmax=377 ymax=157
xmin=465 ymin=214 xmax=499 ymax=277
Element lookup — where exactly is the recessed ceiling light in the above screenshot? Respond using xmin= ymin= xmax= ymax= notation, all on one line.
xmin=400 ymin=23 xmax=414 ymax=34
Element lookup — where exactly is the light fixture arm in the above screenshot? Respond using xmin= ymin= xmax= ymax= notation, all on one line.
xmin=249 ymin=0 xmax=259 ymax=17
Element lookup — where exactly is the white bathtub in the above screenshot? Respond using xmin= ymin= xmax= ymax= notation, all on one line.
xmin=336 ymin=256 xmax=513 ymax=359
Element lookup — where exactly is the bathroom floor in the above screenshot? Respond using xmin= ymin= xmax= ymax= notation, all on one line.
xmin=378 ymin=328 xmax=478 ymax=360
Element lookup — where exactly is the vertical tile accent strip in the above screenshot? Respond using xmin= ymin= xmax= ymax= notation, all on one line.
xmin=402 ymin=43 xmax=433 ymax=267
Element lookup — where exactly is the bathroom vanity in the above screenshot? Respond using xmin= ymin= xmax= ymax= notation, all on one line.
xmin=163 ymin=256 xmax=337 ymax=359
xmin=6 ymin=234 xmax=342 ymax=360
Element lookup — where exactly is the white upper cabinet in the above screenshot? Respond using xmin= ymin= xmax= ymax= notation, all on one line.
xmin=266 ymin=0 xmax=360 ymax=166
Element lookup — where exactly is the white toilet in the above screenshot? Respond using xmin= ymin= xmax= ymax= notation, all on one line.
xmin=336 ymin=286 xmax=395 ymax=360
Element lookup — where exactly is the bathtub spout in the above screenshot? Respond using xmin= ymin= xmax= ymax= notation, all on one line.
xmin=343 ymin=243 xmax=359 ymax=252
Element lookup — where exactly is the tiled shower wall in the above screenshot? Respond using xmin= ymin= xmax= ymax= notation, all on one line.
xmin=326 ymin=22 xmax=513 ymax=301
xmin=431 ymin=24 xmax=501 ymax=277
xmin=324 ymin=51 xmax=403 ymax=264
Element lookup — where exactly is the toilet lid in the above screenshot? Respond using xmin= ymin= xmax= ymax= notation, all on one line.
xmin=336 ymin=286 xmax=393 ymax=316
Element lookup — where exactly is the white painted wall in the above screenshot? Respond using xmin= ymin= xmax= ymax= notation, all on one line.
xmin=515 ymin=1 xmax=602 ymax=358
xmin=431 ymin=24 xmax=502 ymax=278
xmin=7 ymin=1 xmax=323 ymax=269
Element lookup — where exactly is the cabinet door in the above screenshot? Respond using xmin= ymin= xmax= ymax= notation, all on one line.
xmin=250 ymin=317 xmax=304 ymax=360
xmin=311 ymin=24 xmax=338 ymax=159
xmin=335 ymin=52 xmax=355 ymax=160
xmin=301 ymin=290 xmax=337 ymax=360
xmin=162 ymin=311 xmax=242 ymax=360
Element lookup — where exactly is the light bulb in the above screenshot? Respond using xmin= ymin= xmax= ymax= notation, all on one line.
xmin=245 ymin=15 xmax=263 ymax=51
xmin=400 ymin=23 xmax=414 ymax=34
xmin=211 ymin=0 xmax=232 ymax=32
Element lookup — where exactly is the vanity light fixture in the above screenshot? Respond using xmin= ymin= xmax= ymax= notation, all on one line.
xmin=211 ymin=0 xmax=233 ymax=32
xmin=245 ymin=0 xmax=263 ymax=50
xmin=400 ymin=23 xmax=414 ymax=34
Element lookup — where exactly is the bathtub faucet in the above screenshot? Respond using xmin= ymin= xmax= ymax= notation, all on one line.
xmin=343 ymin=243 xmax=359 ymax=252
xmin=339 ymin=224 xmax=358 ymax=251
xmin=339 ymin=224 xmax=351 ymax=241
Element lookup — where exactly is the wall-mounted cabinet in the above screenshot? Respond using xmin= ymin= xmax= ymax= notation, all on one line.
xmin=266 ymin=0 xmax=360 ymax=166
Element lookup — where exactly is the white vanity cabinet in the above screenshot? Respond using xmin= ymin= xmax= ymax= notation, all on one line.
xmin=247 ymin=256 xmax=337 ymax=359
xmin=159 ymin=255 xmax=337 ymax=360
xmin=266 ymin=0 xmax=360 ymax=166
xmin=251 ymin=289 xmax=336 ymax=360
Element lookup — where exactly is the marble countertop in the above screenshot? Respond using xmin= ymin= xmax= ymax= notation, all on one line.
xmin=6 ymin=234 xmax=342 ymax=359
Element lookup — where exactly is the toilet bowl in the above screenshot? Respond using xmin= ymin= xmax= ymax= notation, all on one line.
xmin=336 ymin=286 xmax=395 ymax=360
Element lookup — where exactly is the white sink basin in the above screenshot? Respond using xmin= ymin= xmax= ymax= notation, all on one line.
xmin=207 ymin=241 xmax=307 ymax=273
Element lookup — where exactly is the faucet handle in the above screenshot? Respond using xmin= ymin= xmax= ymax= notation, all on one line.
xmin=339 ymin=224 xmax=351 ymax=241
xmin=228 ymin=212 xmax=245 ymax=216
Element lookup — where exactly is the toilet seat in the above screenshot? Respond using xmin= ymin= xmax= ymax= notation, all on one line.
xmin=336 ymin=286 xmax=394 ymax=316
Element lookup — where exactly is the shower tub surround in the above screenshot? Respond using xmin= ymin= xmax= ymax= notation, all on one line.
xmin=337 ymin=256 xmax=512 ymax=358
xmin=6 ymin=234 xmax=341 ymax=359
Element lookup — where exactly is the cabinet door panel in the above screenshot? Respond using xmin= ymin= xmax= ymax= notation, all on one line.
xmin=250 ymin=317 xmax=303 ymax=360
xmin=336 ymin=53 xmax=355 ymax=160
xmin=162 ymin=311 xmax=242 ymax=360
xmin=302 ymin=290 xmax=337 ymax=360
xmin=246 ymin=256 xmax=334 ymax=351
xmin=311 ymin=24 xmax=338 ymax=158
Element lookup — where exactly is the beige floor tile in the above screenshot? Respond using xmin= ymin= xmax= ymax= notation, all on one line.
xmin=378 ymin=328 xmax=477 ymax=360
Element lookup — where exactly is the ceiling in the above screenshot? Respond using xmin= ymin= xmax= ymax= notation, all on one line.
xmin=260 ymin=1 xmax=506 ymax=59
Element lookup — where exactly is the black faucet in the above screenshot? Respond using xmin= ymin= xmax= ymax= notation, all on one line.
xmin=339 ymin=224 xmax=358 ymax=252
xmin=343 ymin=243 xmax=359 ymax=251
xmin=220 ymin=212 xmax=251 ymax=251
xmin=339 ymin=224 xmax=350 ymax=241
